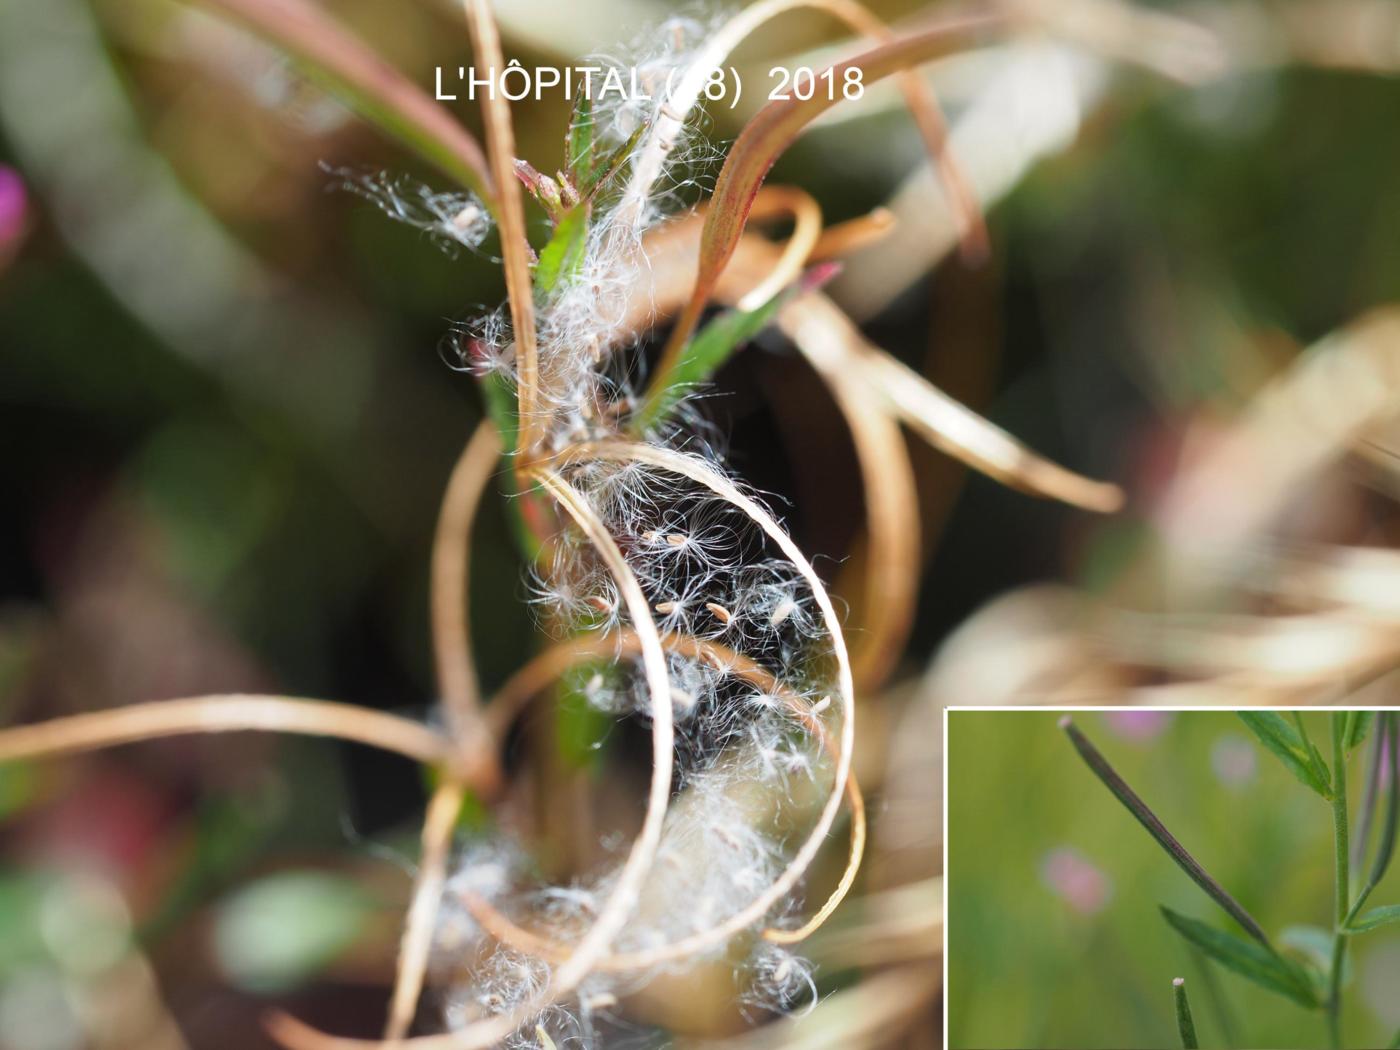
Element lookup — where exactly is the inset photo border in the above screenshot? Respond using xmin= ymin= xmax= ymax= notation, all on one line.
xmin=944 ymin=708 xmax=1400 ymax=1050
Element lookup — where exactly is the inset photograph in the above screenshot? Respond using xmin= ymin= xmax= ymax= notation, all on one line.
xmin=947 ymin=709 xmax=1400 ymax=1050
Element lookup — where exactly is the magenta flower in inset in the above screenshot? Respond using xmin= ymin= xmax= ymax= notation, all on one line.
xmin=1041 ymin=847 xmax=1113 ymax=915
xmin=1211 ymin=733 xmax=1258 ymax=788
xmin=1104 ymin=710 xmax=1172 ymax=743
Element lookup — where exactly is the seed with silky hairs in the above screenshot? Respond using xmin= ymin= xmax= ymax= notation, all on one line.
xmin=705 ymin=602 xmax=733 ymax=624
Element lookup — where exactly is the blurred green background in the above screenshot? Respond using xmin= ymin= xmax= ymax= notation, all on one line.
xmin=947 ymin=710 xmax=1400 ymax=1050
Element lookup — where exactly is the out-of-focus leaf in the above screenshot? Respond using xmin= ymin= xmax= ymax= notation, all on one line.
xmin=0 ymin=761 xmax=35 ymax=821
xmin=1279 ymin=925 xmax=1349 ymax=984
xmin=556 ymin=661 xmax=613 ymax=770
xmin=1347 ymin=904 xmax=1400 ymax=934
xmin=1160 ymin=907 xmax=1318 ymax=1009
xmin=200 ymin=0 xmax=492 ymax=200
xmin=0 ymin=875 xmax=46 ymax=978
xmin=1237 ymin=712 xmax=1331 ymax=798
xmin=1345 ymin=711 xmax=1376 ymax=756
xmin=213 ymin=871 xmax=373 ymax=992
xmin=1349 ymin=714 xmax=1399 ymax=923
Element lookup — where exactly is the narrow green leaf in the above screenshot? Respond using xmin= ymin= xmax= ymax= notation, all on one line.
xmin=567 ymin=89 xmax=595 ymax=176
xmin=213 ymin=871 xmax=374 ymax=992
xmin=632 ymin=288 xmax=788 ymax=434
xmin=1345 ymin=904 xmax=1400 ymax=934
xmin=580 ymin=121 xmax=647 ymax=197
xmin=1238 ymin=712 xmax=1332 ymax=798
xmin=534 ymin=207 xmax=589 ymax=297
xmin=201 ymin=0 xmax=492 ymax=201
xmin=1292 ymin=712 xmax=1332 ymax=794
xmin=1062 ymin=718 xmax=1273 ymax=947
xmin=1160 ymin=907 xmax=1318 ymax=1009
xmin=1173 ymin=978 xmax=1199 ymax=1050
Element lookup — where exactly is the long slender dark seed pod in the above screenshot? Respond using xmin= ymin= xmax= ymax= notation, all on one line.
xmin=1060 ymin=717 xmax=1272 ymax=947
xmin=1174 ymin=978 xmax=1199 ymax=1050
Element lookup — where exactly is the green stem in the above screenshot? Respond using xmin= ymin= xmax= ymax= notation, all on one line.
xmin=1329 ymin=716 xmax=1350 ymax=1050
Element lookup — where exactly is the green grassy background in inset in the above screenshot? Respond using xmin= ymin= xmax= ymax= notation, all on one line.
xmin=947 ymin=710 xmax=1400 ymax=1050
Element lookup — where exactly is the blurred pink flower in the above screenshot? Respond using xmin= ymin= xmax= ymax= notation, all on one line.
xmin=1211 ymin=733 xmax=1258 ymax=788
xmin=1103 ymin=710 xmax=1172 ymax=742
xmin=1041 ymin=847 xmax=1113 ymax=915
xmin=0 ymin=165 xmax=26 ymax=247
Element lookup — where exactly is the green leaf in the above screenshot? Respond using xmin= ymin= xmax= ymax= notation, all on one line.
xmin=580 ymin=121 xmax=647 ymax=197
xmin=567 ymin=89 xmax=595 ymax=176
xmin=202 ymin=0 xmax=491 ymax=200
xmin=1347 ymin=904 xmax=1400 ymax=934
xmin=1160 ymin=907 xmax=1319 ymax=1009
xmin=1173 ymin=978 xmax=1199 ymax=1050
xmin=533 ymin=207 xmax=589 ymax=298
xmin=1238 ymin=713 xmax=1332 ymax=798
xmin=556 ymin=660 xmax=614 ymax=770
xmin=632 ymin=290 xmax=788 ymax=434
xmin=1278 ymin=924 xmax=1349 ymax=989
xmin=213 ymin=872 xmax=374 ymax=992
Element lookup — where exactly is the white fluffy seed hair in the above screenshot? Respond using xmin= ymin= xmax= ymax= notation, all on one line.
xmin=324 ymin=165 xmax=493 ymax=255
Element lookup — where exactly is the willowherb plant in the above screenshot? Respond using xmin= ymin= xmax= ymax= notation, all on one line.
xmin=0 ymin=0 xmax=1137 ymax=1045
xmin=1063 ymin=712 xmax=1400 ymax=1050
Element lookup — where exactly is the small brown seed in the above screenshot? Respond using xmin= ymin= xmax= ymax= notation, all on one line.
xmin=704 ymin=602 xmax=732 ymax=625
xmin=665 ymin=533 xmax=687 ymax=548
xmin=654 ymin=601 xmax=678 ymax=615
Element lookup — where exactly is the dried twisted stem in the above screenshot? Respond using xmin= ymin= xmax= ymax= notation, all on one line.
xmin=616 ymin=0 xmax=983 ymax=256
xmin=430 ymin=423 xmax=500 ymax=748
xmin=461 ymin=0 xmax=540 ymax=457
xmin=272 ymin=468 xmax=676 ymax=1049
xmin=0 ymin=695 xmax=450 ymax=768
xmin=475 ymin=628 xmax=867 ymax=956
xmin=735 ymin=186 xmax=823 ymax=311
xmin=384 ymin=779 xmax=466 ymax=1040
